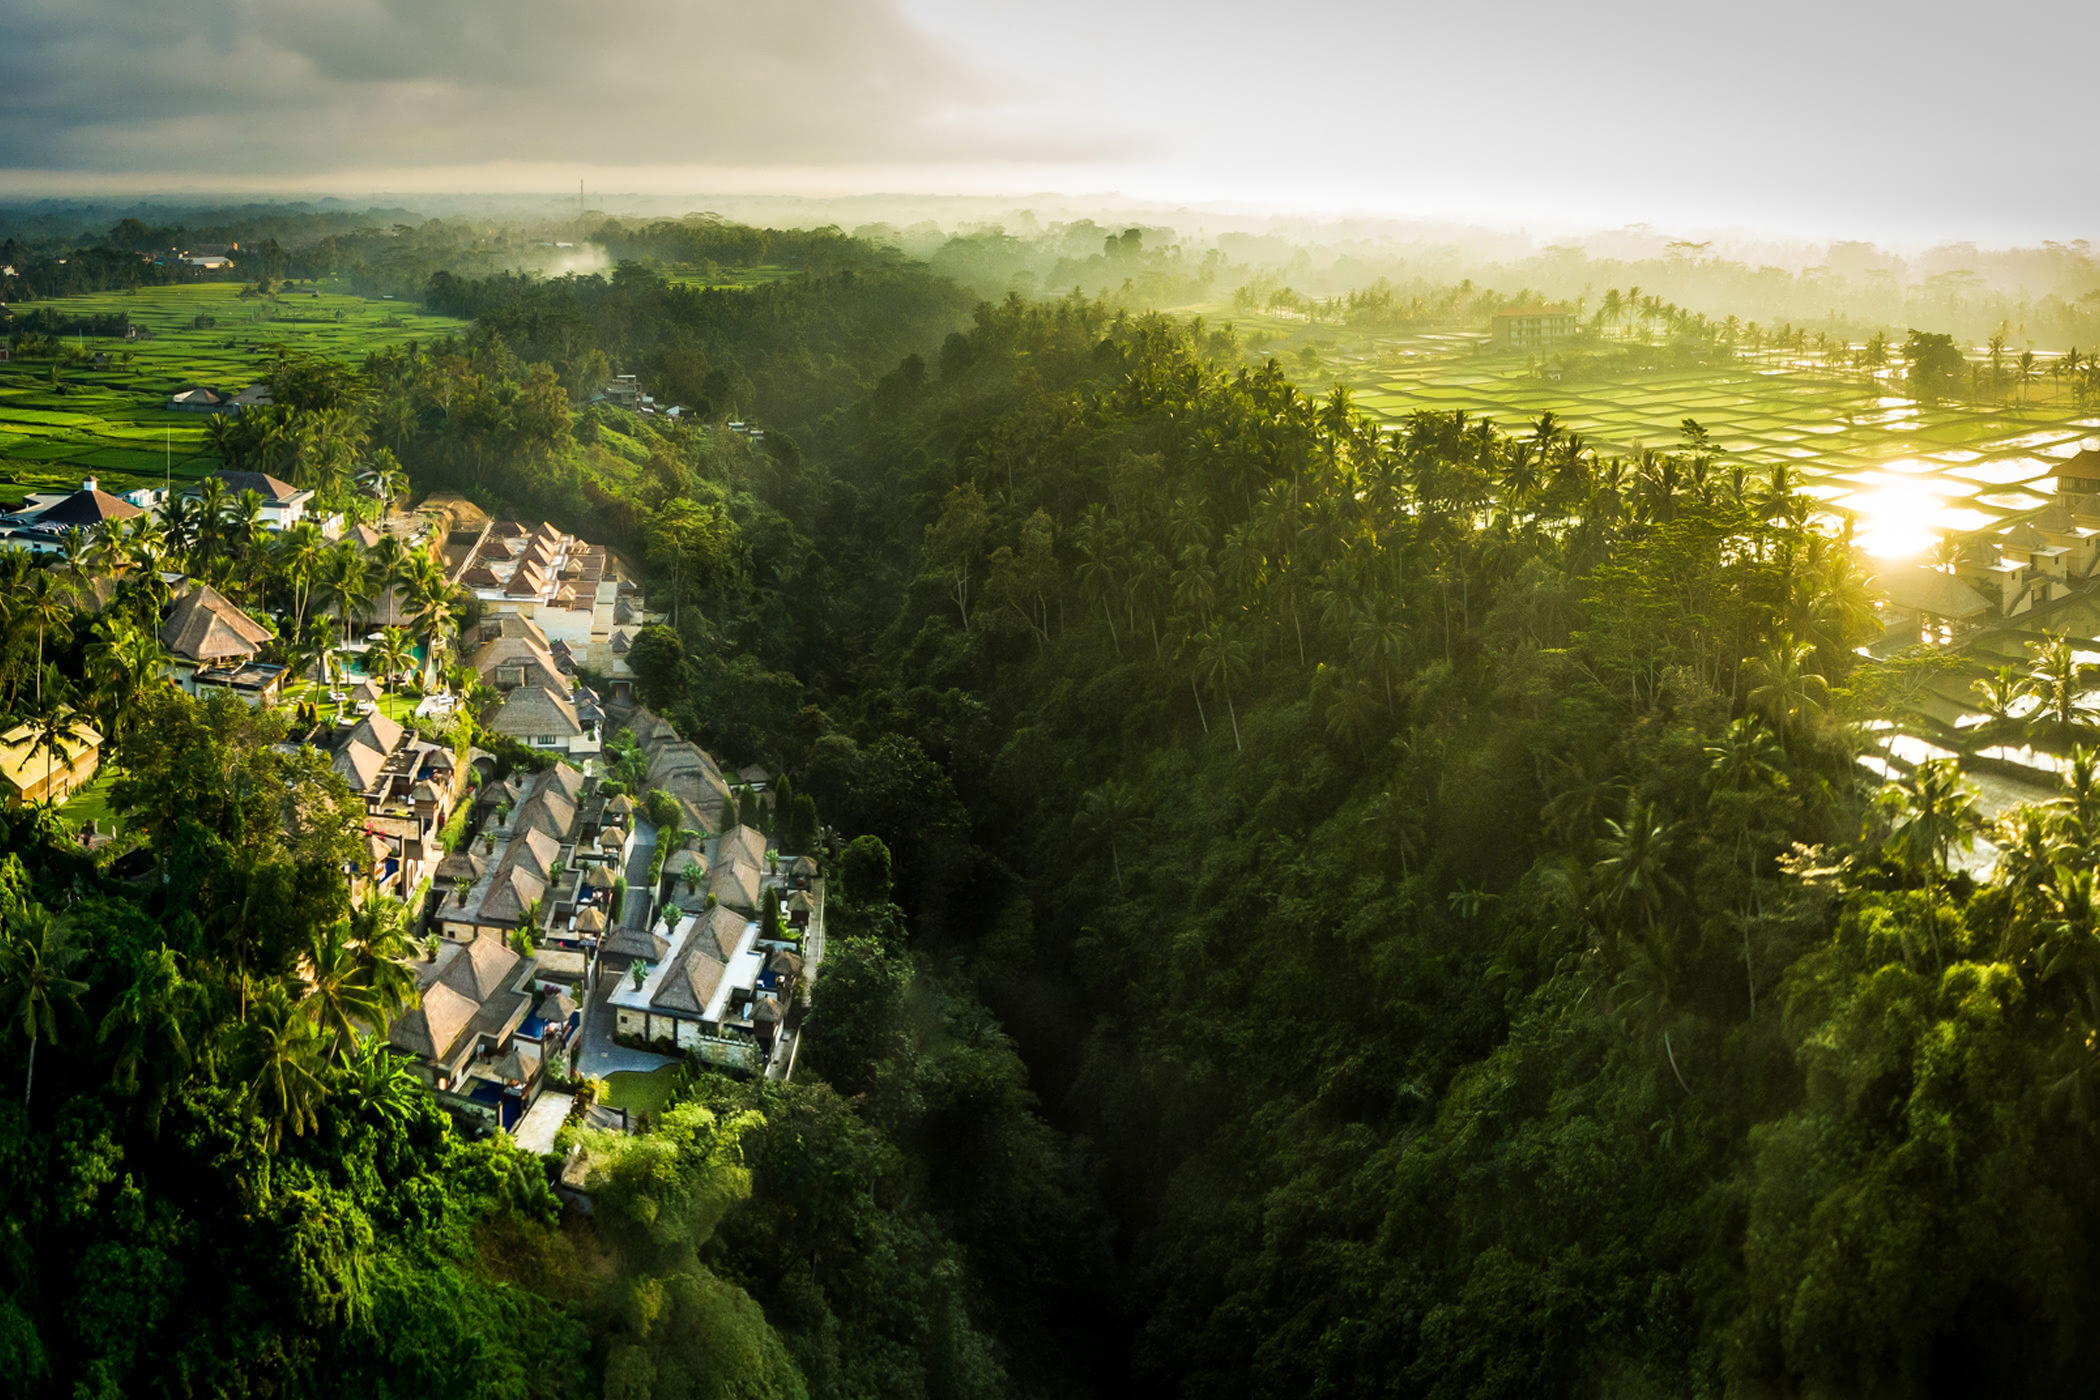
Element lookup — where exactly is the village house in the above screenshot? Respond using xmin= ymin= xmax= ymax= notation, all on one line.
xmin=166 ymin=386 xmax=229 ymax=412
xmin=1492 ymin=305 xmax=1578 ymax=352
xmin=321 ymin=707 xmax=466 ymax=901
xmin=0 ymin=713 xmax=102 ymax=806
xmin=625 ymin=707 xmax=733 ymax=833
xmin=607 ymin=903 xmax=778 ymax=1069
xmin=386 ymin=930 xmax=546 ymax=1129
xmin=470 ymin=616 xmax=568 ymax=693
xmin=0 ymin=477 xmax=145 ymax=554
xmin=192 ymin=470 xmax=316 ymax=530
xmin=159 ymin=583 xmax=285 ymax=704
xmin=435 ymin=763 xmax=591 ymax=950
xmin=1873 ymin=564 xmax=1992 ymax=645
xmin=486 ymin=685 xmax=601 ymax=758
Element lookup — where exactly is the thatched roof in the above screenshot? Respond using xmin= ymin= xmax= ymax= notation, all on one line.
xmin=160 ymin=583 xmax=270 ymax=663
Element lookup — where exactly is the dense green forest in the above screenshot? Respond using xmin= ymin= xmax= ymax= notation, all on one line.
xmin=8 ymin=217 xmax=2100 ymax=1397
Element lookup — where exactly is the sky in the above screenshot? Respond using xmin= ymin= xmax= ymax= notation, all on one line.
xmin=1 ymin=0 xmax=2095 ymax=242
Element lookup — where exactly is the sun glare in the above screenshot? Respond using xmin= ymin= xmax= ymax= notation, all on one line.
xmin=1850 ymin=480 xmax=1948 ymax=559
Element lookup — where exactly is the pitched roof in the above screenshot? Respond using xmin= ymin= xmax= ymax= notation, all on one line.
xmin=212 ymin=470 xmax=307 ymax=504
xmin=652 ymin=935 xmax=730 ymax=1016
xmin=333 ymin=739 xmax=387 ymax=791
xmin=704 ymin=904 xmax=749 ymax=961
xmin=460 ymin=565 xmax=502 ymax=589
xmin=489 ymin=686 xmax=583 ymax=741
xmin=471 ymin=634 xmax=564 ymax=690
xmin=0 ymin=714 xmax=102 ymax=795
xmin=737 ymin=764 xmax=772 ymax=787
xmin=513 ymin=788 xmax=578 ymax=846
xmin=391 ymin=979 xmax=477 ymax=1062
xmin=489 ymin=1040 xmax=541 ymax=1082
xmin=646 ymin=742 xmax=731 ymax=828
xmin=710 ymin=857 xmax=762 ymax=914
xmin=509 ymin=826 xmax=563 ymax=880
xmin=160 ymin=583 xmax=271 ymax=662
xmin=435 ymin=850 xmax=483 ymax=884
xmin=575 ymin=906 xmax=607 ymax=933
xmin=503 ymin=565 xmax=546 ymax=598
xmin=1874 ymin=565 xmax=1991 ymax=620
xmin=720 ymin=824 xmax=767 ymax=870
xmin=603 ymin=922 xmax=671 ymax=963
xmin=478 ymin=862 xmax=548 ymax=925
xmin=440 ymin=931 xmax=521 ymax=1001
xmin=33 ymin=487 xmax=143 ymax=527
xmin=485 ymin=613 xmax=551 ymax=646
xmin=349 ymin=710 xmax=403 ymax=755
xmin=533 ymin=988 xmax=578 ymax=1023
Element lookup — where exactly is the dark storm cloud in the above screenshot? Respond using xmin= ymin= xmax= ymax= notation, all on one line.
xmin=0 ymin=0 xmax=1109 ymax=173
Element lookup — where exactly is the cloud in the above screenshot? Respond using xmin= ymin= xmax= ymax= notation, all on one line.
xmin=0 ymin=0 xmax=1125 ymax=175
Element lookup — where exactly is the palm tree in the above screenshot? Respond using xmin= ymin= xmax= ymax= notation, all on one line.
xmin=241 ymin=981 xmax=329 ymax=1149
xmin=1969 ymin=664 xmax=2031 ymax=749
xmin=193 ymin=476 xmax=228 ymax=560
xmin=319 ymin=542 xmax=376 ymax=648
xmin=359 ymin=449 xmax=408 ymax=509
xmin=19 ymin=696 xmax=90 ymax=809
xmin=1592 ymin=796 xmax=1682 ymax=935
xmin=18 ymin=570 xmax=72 ymax=707
xmin=85 ymin=615 xmax=166 ymax=744
xmin=0 ymin=908 xmax=87 ymax=1109
xmin=1745 ymin=640 xmax=1829 ymax=747
xmin=366 ymin=626 xmax=412 ymax=700
xmin=2025 ymin=635 xmax=2094 ymax=745
xmin=403 ymin=558 xmax=460 ymax=684
xmin=1075 ymin=780 xmax=1147 ymax=894
xmin=1878 ymin=757 xmax=1981 ymax=879
xmin=1198 ymin=625 xmax=1253 ymax=753
xmin=300 ymin=926 xmax=388 ymax=1062
xmin=228 ymin=490 xmax=268 ymax=573
xmin=99 ymin=944 xmax=203 ymax=1133
xmin=273 ymin=520 xmax=326 ymax=633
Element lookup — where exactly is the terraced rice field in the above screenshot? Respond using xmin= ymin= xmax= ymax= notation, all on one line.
xmin=1326 ymin=331 xmax=2100 ymax=553
xmin=0 ymin=283 xmax=466 ymax=503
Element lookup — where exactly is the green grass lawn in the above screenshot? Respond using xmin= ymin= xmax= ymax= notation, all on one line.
xmin=279 ymin=678 xmax=437 ymax=729
xmin=0 ymin=282 xmax=468 ymax=501
xmin=56 ymin=771 xmax=117 ymax=835
xmin=601 ymin=1064 xmax=682 ymax=1118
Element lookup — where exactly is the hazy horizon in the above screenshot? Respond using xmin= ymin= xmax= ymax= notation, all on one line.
xmin=4 ymin=0 xmax=2096 ymax=246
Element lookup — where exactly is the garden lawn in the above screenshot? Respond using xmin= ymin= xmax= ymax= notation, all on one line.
xmin=600 ymin=1065 xmax=682 ymax=1118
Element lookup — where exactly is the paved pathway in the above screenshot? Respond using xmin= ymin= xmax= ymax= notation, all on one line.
xmin=575 ymin=819 xmax=678 ymax=1080
xmin=511 ymin=1090 xmax=573 ymax=1154
xmin=621 ymin=818 xmax=658 ymax=930
xmin=576 ymin=968 xmax=674 ymax=1078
